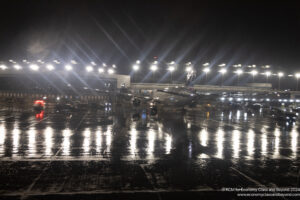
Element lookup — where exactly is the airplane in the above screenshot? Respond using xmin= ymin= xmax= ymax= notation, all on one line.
xmin=152 ymin=87 xmax=219 ymax=107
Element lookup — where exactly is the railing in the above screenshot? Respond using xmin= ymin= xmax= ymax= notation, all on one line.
xmin=0 ymin=90 xmax=112 ymax=102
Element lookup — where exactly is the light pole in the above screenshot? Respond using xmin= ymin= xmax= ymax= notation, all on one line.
xmin=13 ymin=64 xmax=22 ymax=70
xmin=168 ymin=66 xmax=175 ymax=83
xmin=108 ymin=68 xmax=115 ymax=74
xmin=203 ymin=67 xmax=210 ymax=84
xmin=278 ymin=72 xmax=284 ymax=90
xmin=235 ymin=69 xmax=243 ymax=86
xmin=29 ymin=64 xmax=39 ymax=71
xmin=65 ymin=64 xmax=73 ymax=71
xmin=251 ymin=70 xmax=258 ymax=83
xmin=150 ymin=61 xmax=158 ymax=82
xmin=86 ymin=65 xmax=93 ymax=72
xmin=133 ymin=65 xmax=139 ymax=82
xmin=167 ymin=61 xmax=176 ymax=83
xmin=132 ymin=60 xmax=140 ymax=82
xmin=219 ymin=68 xmax=227 ymax=86
xmin=265 ymin=71 xmax=271 ymax=83
xmin=296 ymin=73 xmax=300 ymax=91
xmin=46 ymin=64 xmax=54 ymax=71
xmin=0 ymin=65 xmax=7 ymax=70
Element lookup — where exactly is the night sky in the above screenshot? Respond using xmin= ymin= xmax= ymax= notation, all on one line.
xmin=1 ymin=0 xmax=300 ymax=73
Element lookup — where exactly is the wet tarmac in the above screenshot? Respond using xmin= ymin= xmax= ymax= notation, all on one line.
xmin=0 ymin=106 xmax=300 ymax=199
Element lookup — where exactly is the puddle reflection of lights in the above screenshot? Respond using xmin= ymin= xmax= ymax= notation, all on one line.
xmin=147 ymin=129 xmax=155 ymax=159
xmin=130 ymin=126 xmax=137 ymax=157
xmin=62 ymin=129 xmax=71 ymax=156
xmin=261 ymin=132 xmax=267 ymax=156
xmin=12 ymin=127 xmax=20 ymax=155
xmin=291 ymin=128 xmax=298 ymax=159
xmin=44 ymin=127 xmax=53 ymax=156
xmin=105 ymin=126 xmax=112 ymax=152
xmin=35 ymin=110 xmax=44 ymax=120
xmin=273 ymin=128 xmax=280 ymax=158
xmin=244 ymin=113 xmax=247 ymax=120
xmin=232 ymin=130 xmax=240 ymax=158
xmin=158 ymin=124 xmax=163 ymax=139
xmin=236 ymin=110 xmax=240 ymax=120
xmin=96 ymin=129 xmax=102 ymax=153
xmin=165 ymin=134 xmax=172 ymax=154
xmin=206 ymin=112 xmax=210 ymax=119
xmin=83 ymin=128 xmax=91 ymax=154
xmin=188 ymin=142 xmax=192 ymax=158
xmin=247 ymin=130 xmax=255 ymax=158
xmin=0 ymin=124 xmax=5 ymax=155
xmin=28 ymin=128 xmax=36 ymax=156
xmin=216 ymin=129 xmax=224 ymax=159
xmin=187 ymin=122 xmax=191 ymax=129
xmin=200 ymin=129 xmax=208 ymax=147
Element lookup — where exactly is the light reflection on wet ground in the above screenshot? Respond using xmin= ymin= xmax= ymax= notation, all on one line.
xmin=0 ymin=109 xmax=299 ymax=161
xmin=0 ymin=108 xmax=300 ymax=198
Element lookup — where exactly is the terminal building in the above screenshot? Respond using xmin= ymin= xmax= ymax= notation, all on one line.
xmin=0 ymin=70 xmax=130 ymax=95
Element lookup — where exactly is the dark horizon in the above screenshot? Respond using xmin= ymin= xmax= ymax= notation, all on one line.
xmin=1 ymin=0 xmax=300 ymax=73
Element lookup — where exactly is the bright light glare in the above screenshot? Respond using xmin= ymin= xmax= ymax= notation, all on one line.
xmin=14 ymin=65 xmax=22 ymax=70
xmin=235 ymin=69 xmax=243 ymax=75
xmin=112 ymin=64 xmax=116 ymax=68
xmin=278 ymin=72 xmax=284 ymax=77
xmin=218 ymin=63 xmax=226 ymax=67
xmin=265 ymin=71 xmax=271 ymax=76
xmin=251 ymin=70 xmax=258 ymax=76
xmin=203 ymin=62 xmax=210 ymax=66
xmin=203 ymin=67 xmax=210 ymax=73
xmin=150 ymin=65 xmax=158 ymax=71
xmin=168 ymin=66 xmax=175 ymax=72
xmin=29 ymin=64 xmax=39 ymax=71
xmin=185 ymin=66 xmax=192 ymax=72
xmin=0 ymin=65 xmax=7 ymax=70
xmin=136 ymin=60 xmax=140 ymax=64
xmin=98 ymin=68 xmax=104 ymax=73
xmin=65 ymin=65 xmax=72 ymax=71
xmin=296 ymin=73 xmax=300 ymax=79
xmin=108 ymin=69 xmax=114 ymax=74
xmin=133 ymin=65 xmax=139 ymax=71
xmin=219 ymin=68 xmax=227 ymax=74
xmin=86 ymin=66 xmax=93 ymax=72
xmin=46 ymin=64 xmax=54 ymax=71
